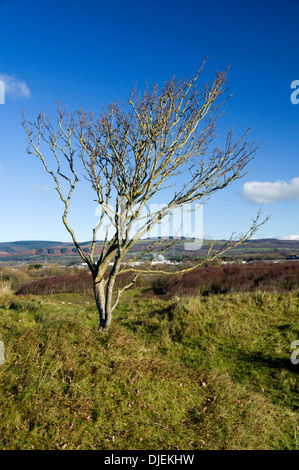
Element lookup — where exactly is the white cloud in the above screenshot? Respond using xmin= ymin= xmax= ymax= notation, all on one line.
xmin=278 ymin=235 xmax=299 ymax=241
xmin=241 ymin=177 xmax=299 ymax=204
xmin=0 ymin=73 xmax=30 ymax=100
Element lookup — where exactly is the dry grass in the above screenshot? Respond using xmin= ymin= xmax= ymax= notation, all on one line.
xmin=0 ymin=281 xmax=12 ymax=296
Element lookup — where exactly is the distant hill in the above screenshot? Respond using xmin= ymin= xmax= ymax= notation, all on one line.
xmin=0 ymin=240 xmax=95 ymax=265
xmin=0 ymin=238 xmax=298 ymax=266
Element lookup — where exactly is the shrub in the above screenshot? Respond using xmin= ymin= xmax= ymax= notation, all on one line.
xmin=28 ymin=264 xmax=43 ymax=270
xmin=15 ymin=261 xmax=299 ymax=297
xmin=148 ymin=262 xmax=299 ymax=297
xmin=16 ymin=272 xmax=93 ymax=295
xmin=0 ymin=267 xmax=31 ymax=289
xmin=15 ymin=270 xmax=138 ymax=296
xmin=152 ymin=276 xmax=170 ymax=295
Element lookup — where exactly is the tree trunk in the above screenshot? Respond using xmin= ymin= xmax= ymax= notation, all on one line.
xmin=92 ymin=257 xmax=121 ymax=334
xmin=93 ymin=277 xmax=112 ymax=333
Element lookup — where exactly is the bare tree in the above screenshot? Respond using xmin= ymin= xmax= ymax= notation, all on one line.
xmin=22 ymin=61 xmax=266 ymax=333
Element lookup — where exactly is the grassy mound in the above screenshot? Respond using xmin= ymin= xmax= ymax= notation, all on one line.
xmin=0 ymin=289 xmax=298 ymax=449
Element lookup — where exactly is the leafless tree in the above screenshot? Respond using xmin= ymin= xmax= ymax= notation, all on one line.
xmin=22 ymin=61 xmax=267 ymax=333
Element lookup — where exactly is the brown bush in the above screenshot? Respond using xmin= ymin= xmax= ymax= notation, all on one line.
xmin=15 ymin=262 xmax=299 ymax=297
xmin=15 ymin=270 xmax=138 ymax=296
xmin=148 ymin=262 xmax=299 ymax=297
xmin=16 ymin=272 xmax=93 ymax=295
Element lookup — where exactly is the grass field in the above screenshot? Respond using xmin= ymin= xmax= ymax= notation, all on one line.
xmin=0 ymin=273 xmax=298 ymax=450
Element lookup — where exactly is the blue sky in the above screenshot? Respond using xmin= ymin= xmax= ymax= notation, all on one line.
xmin=0 ymin=0 xmax=299 ymax=242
